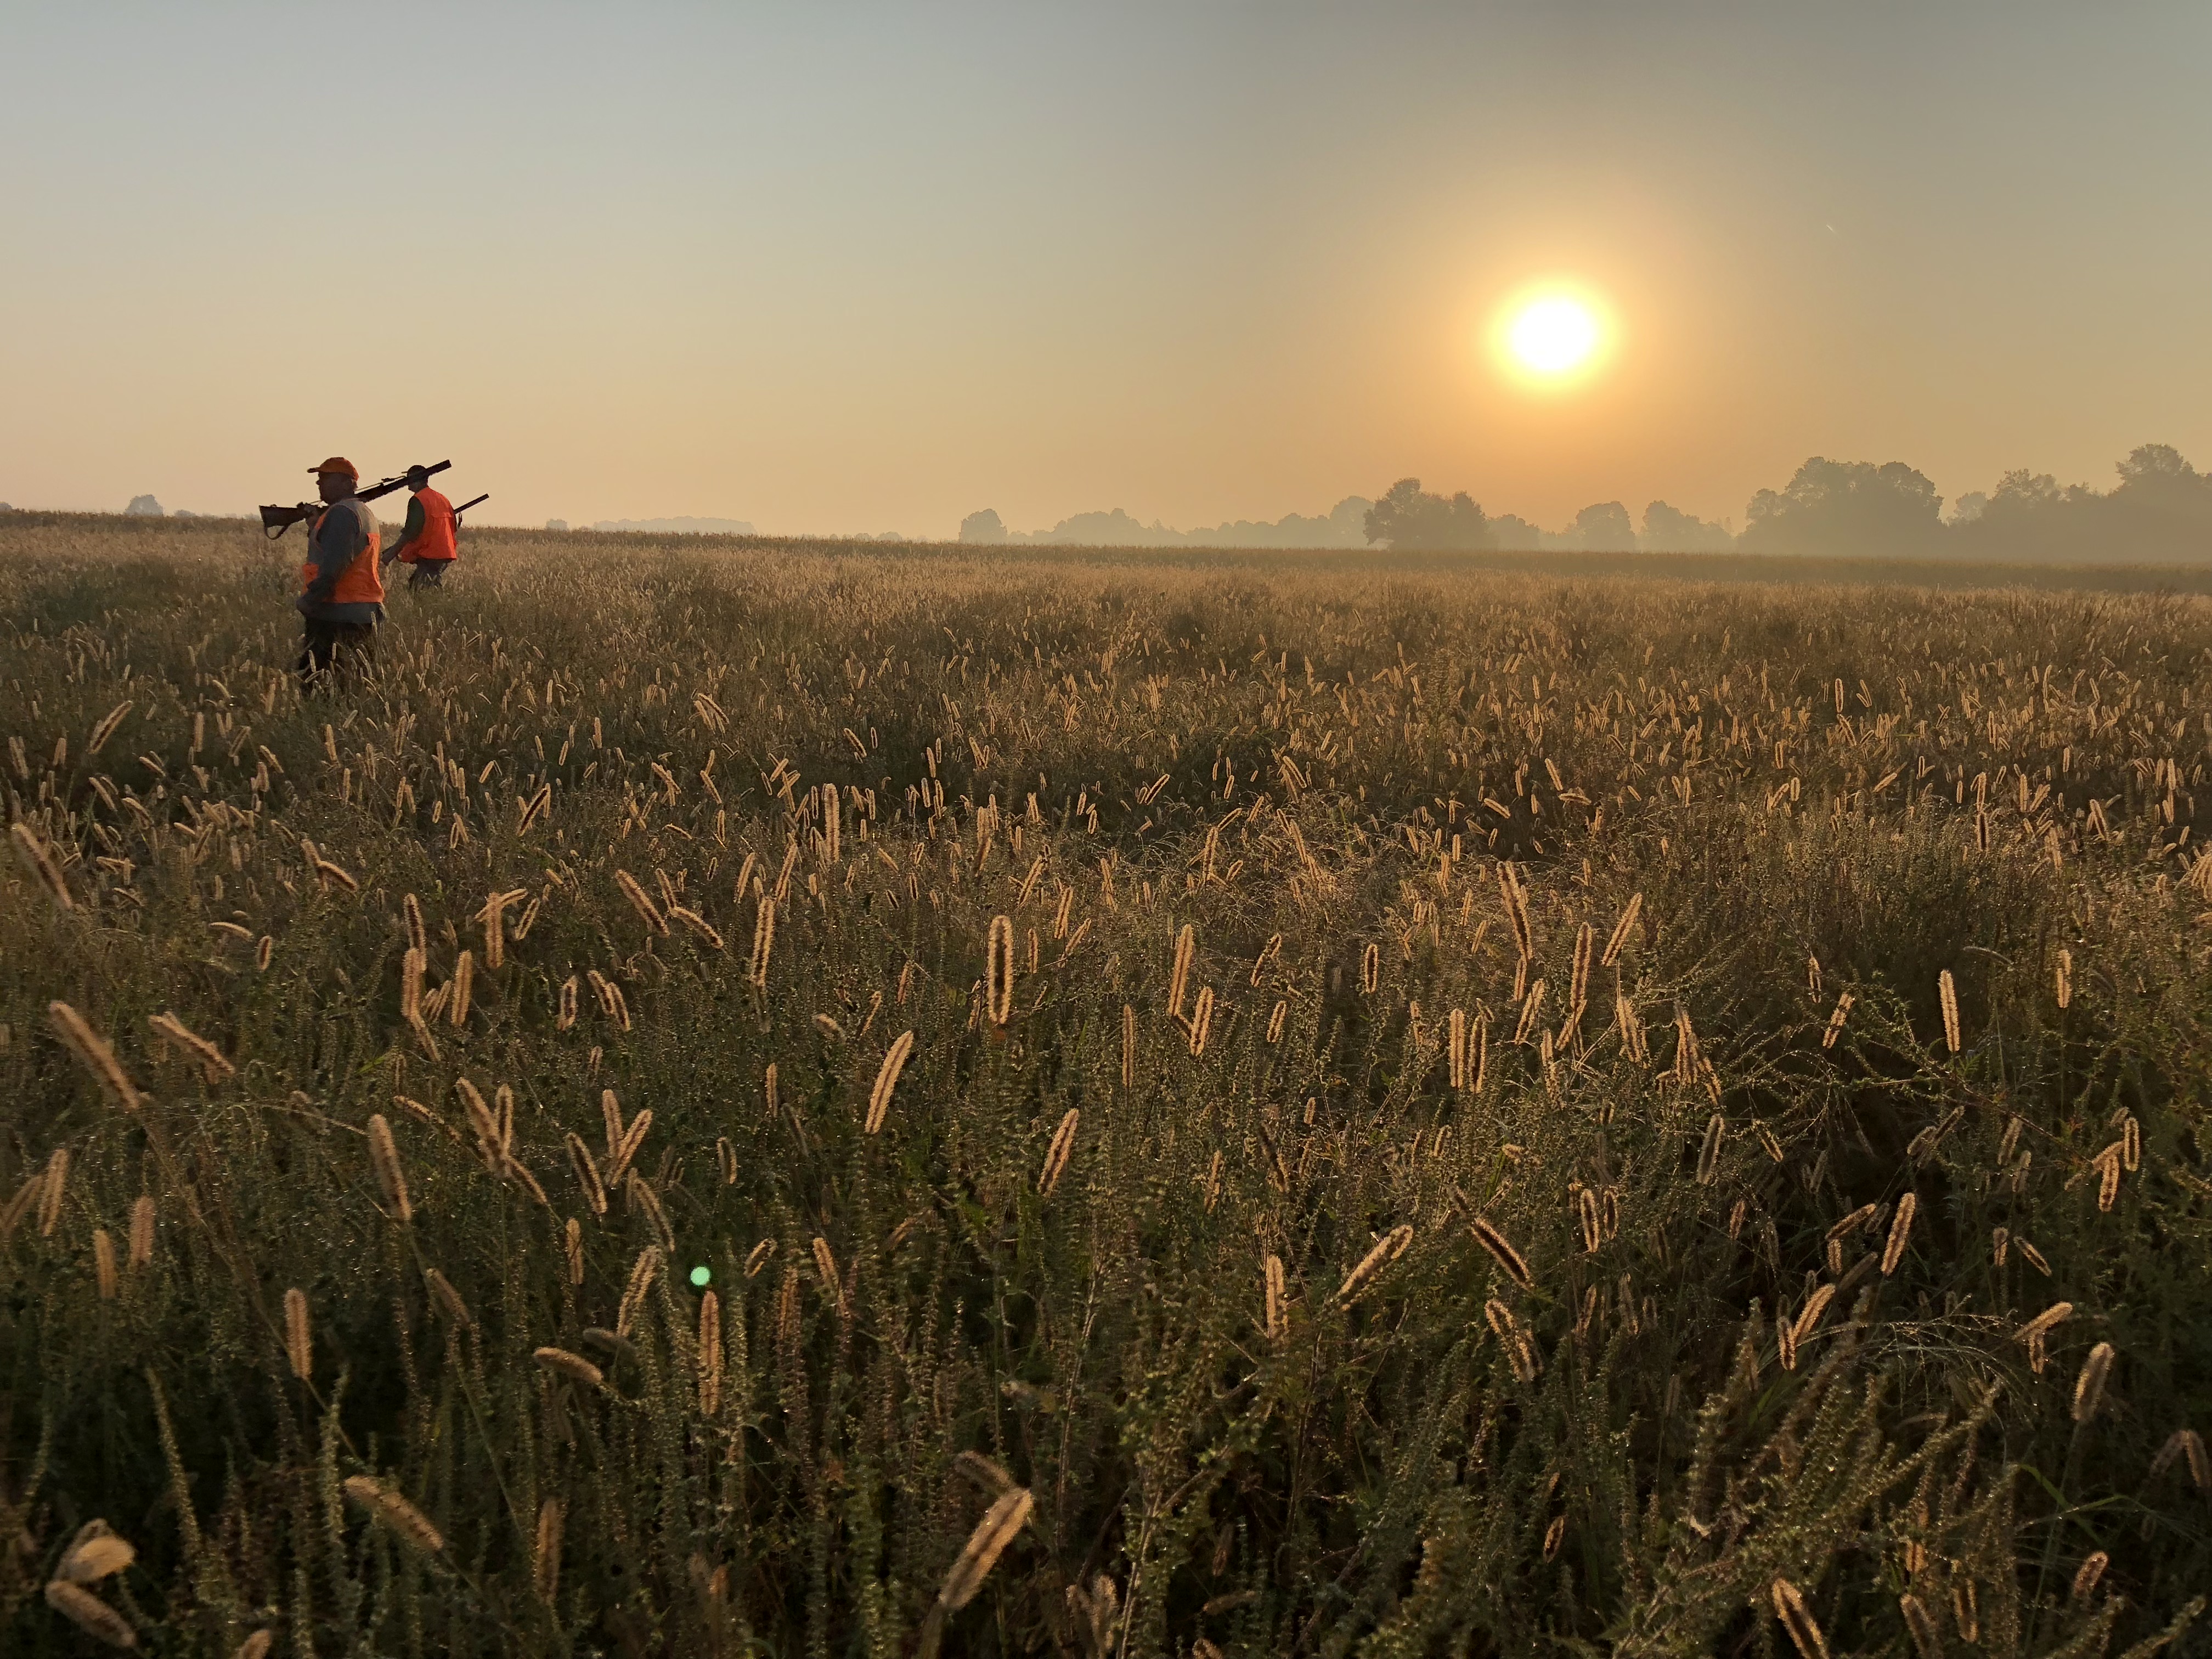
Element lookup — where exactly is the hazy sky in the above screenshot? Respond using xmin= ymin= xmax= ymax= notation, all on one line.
xmin=4 ymin=3 xmax=2207 ymax=537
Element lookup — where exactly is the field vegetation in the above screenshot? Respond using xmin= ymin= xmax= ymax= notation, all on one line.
xmin=2 ymin=514 xmax=2210 ymax=1656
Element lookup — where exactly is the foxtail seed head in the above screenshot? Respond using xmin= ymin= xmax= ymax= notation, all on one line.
xmin=1469 ymin=1216 xmax=1533 ymax=1290
xmin=342 ymin=1476 xmax=444 ymax=1553
xmin=127 ymin=1195 xmax=155 ymax=1268
xmin=48 ymin=1003 xmax=141 ymax=1111
xmin=1881 ymin=1192 xmax=1916 ymax=1275
xmin=2072 ymin=1341 xmax=2115 ymax=1424
xmin=366 ymin=1114 xmax=410 ymax=1223
xmin=1770 ymin=1578 xmax=1829 ymax=1659
xmin=533 ymin=1347 xmax=605 ymax=1388
xmin=55 ymin=1520 xmax=136 ymax=1584
xmin=42 ymin=1581 xmax=136 ymax=1647
xmin=867 ymin=1030 xmax=916 ymax=1134
xmin=93 ymin=1228 xmax=117 ymax=1300
xmin=1038 ymin=1109 xmax=1080 ymax=1197
xmin=283 ymin=1287 xmax=312 ymax=1380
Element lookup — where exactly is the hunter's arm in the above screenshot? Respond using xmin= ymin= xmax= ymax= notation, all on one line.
xmin=387 ymin=495 xmax=425 ymax=557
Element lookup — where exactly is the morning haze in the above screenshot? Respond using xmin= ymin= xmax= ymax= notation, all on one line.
xmin=2 ymin=4 xmax=2207 ymax=546
xmin=12 ymin=8 xmax=2212 ymax=1654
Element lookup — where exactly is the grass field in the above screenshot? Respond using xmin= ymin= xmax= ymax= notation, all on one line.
xmin=2 ymin=513 xmax=2209 ymax=1657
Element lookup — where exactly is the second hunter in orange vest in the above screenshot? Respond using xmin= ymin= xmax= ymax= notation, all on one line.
xmin=400 ymin=487 xmax=458 ymax=564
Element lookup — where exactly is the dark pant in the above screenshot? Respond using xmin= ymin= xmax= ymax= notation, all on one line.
xmin=299 ymin=619 xmax=377 ymax=689
xmin=407 ymin=560 xmax=449 ymax=590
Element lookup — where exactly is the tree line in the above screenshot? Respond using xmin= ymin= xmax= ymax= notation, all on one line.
xmin=1366 ymin=443 xmax=2212 ymax=562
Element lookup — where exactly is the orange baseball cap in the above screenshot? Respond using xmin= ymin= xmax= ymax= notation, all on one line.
xmin=309 ymin=456 xmax=359 ymax=478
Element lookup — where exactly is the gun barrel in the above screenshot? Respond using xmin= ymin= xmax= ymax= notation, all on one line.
xmin=359 ymin=460 xmax=452 ymax=504
xmin=452 ymin=493 xmax=489 ymax=515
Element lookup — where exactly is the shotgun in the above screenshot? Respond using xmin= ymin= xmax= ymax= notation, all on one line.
xmin=258 ymin=460 xmax=451 ymax=540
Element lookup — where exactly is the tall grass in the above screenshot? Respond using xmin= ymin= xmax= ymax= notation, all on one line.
xmin=1 ymin=515 xmax=2208 ymax=1655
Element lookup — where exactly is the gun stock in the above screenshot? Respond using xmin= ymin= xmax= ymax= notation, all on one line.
xmin=258 ymin=502 xmax=317 ymax=539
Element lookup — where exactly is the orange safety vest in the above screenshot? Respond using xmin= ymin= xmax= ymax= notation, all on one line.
xmin=402 ymin=487 xmax=459 ymax=563
xmin=302 ymin=505 xmax=384 ymax=605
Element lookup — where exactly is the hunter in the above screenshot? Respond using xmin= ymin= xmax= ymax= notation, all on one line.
xmin=296 ymin=457 xmax=384 ymax=686
xmin=382 ymin=463 xmax=460 ymax=589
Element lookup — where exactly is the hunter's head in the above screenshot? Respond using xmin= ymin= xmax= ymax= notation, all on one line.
xmin=405 ymin=465 xmax=431 ymax=492
xmin=311 ymin=458 xmax=359 ymax=503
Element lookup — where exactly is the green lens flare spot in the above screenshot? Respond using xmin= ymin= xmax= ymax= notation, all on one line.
xmin=689 ymin=1265 xmax=712 ymax=1288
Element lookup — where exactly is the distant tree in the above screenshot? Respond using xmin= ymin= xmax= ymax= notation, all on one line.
xmin=125 ymin=494 xmax=163 ymax=517
xmin=1364 ymin=478 xmax=1488 ymax=550
xmin=1183 ymin=495 xmax=1375 ymax=549
xmin=1485 ymin=513 xmax=1544 ymax=550
xmin=1989 ymin=469 xmax=2063 ymax=511
xmin=1640 ymin=500 xmax=1735 ymax=550
xmin=2107 ymin=443 xmax=2212 ymax=557
xmin=959 ymin=509 xmax=1008 ymax=544
xmin=1740 ymin=458 xmax=1943 ymax=555
xmin=1954 ymin=445 xmax=2211 ymax=563
xmin=1567 ymin=501 xmax=1637 ymax=552
xmin=1945 ymin=492 xmax=1988 ymax=526
xmin=1037 ymin=509 xmax=1174 ymax=546
xmin=2115 ymin=443 xmax=2198 ymax=487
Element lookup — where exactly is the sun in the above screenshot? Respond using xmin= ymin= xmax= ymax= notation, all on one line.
xmin=1490 ymin=286 xmax=1612 ymax=387
xmin=1509 ymin=297 xmax=1599 ymax=375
